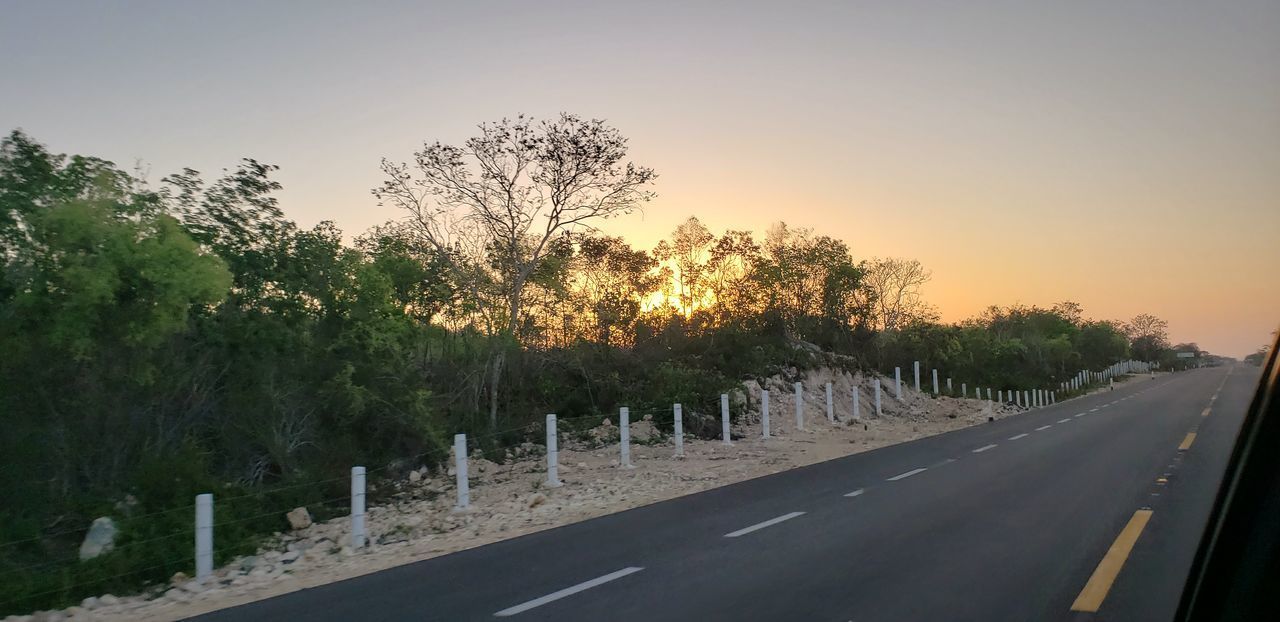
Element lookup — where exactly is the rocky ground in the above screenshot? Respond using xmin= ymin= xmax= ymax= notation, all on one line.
xmin=6 ymin=370 xmax=1162 ymax=622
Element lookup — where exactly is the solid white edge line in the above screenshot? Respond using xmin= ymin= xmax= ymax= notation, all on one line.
xmin=494 ymin=567 xmax=645 ymax=617
xmin=887 ymin=467 xmax=928 ymax=481
xmin=844 ymin=488 xmax=865 ymax=498
xmin=972 ymin=444 xmax=997 ymax=453
xmin=1035 ymin=425 xmax=1052 ymax=431
xmin=723 ymin=511 xmax=806 ymax=538
xmin=1009 ymin=433 xmax=1029 ymax=440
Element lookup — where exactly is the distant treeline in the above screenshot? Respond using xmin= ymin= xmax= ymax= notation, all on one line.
xmin=0 ymin=124 xmax=1192 ymax=612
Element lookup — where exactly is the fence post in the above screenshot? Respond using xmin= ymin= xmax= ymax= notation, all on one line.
xmin=546 ymin=415 xmax=561 ymax=487
xmin=998 ymin=390 xmax=1003 ymax=403
xmin=986 ymin=388 xmax=992 ymax=401
xmin=853 ymin=387 xmax=861 ymax=420
xmin=894 ymin=367 xmax=902 ymax=400
xmin=351 ymin=466 xmax=366 ymax=550
xmin=794 ymin=382 xmax=804 ymax=431
xmin=673 ymin=404 xmax=684 ymax=457
xmin=619 ymin=407 xmax=633 ymax=469
xmin=932 ymin=369 xmax=939 ymax=395
xmin=961 ymin=383 xmax=967 ymax=399
xmin=760 ymin=390 xmax=771 ymax=438
xmin=720 ymin=393 xmax=732 ymax=445
xmin=914 ymin=361 xmax=921 ymax=392
xmin=947 ymin=378 xmax=953 ymax=393
xmin=825 ymin=382 xmax=834 ymax=422
xmin=195 ymin=493 xmax=213 ymax=581
xmin=1051 ymin=391 xmax=1056 ymax=404
xmin=454 ymin=433 xmax=469 ymax=509
xmin=874 ymin=379 xmax=882 ymax=417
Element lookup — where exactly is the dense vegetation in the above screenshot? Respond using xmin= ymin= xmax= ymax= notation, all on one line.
xmin=0 ymin=122 xmax=1188 ymax=613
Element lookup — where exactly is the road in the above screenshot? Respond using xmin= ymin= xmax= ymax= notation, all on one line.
xmin=194 ymin=366 xmax=1255 ymax=622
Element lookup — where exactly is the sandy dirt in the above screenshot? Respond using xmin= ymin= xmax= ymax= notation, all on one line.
xmin=9 ymin=369 xmax=1162 ymax=622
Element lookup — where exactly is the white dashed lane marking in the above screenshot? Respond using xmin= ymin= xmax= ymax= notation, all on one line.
xmin=1058 ymin=418 xmax=1071 ymax=424
xmin=723 ymin=512 xmax=806 ymax=538
xmin=494 ymin=567 xmax=645 ymax=617
xmin=887 ymin=468 xmax=928 ymax=481
xmin=1009 ymin=433 xmax=1029 ymax=440
xmin=1035 ymin=425 xmax=1053 ymax=431
xmin=972 ymin=444 xmax=998 ymax=453
xmin=844 ymin=488 xmax=865 ymax=498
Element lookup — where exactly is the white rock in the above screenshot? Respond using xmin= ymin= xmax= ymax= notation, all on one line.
xmin=286 ymin=507 xmax=312 ymax=530
xmin=78 ymin=517 xmax=117 ymax=561
xmin=408 ymin=470 xmax=422 ymax=483
xmin=80 ymin=596 xmax=99 ymax=610
xmin=98 ymin=594 xmax=119 ymax=607
xmin=280 ymin=550 xmax=301 ymax=564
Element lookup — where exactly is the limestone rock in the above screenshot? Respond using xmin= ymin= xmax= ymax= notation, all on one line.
xmin=78 ymin=517 xmax=117 ymax=561
xmin=286 ymin=507 xmax=312 ymax=530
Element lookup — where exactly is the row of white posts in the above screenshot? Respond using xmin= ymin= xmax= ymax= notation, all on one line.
xmin=190 ymin=359 xmax=1153 ymax=580
xmin=191 ymin=464 xmax=370 ymax=581
xmin=1059 ymin=360 xmax=1152 ymax=394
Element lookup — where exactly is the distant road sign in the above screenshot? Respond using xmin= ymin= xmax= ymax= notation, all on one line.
xmin=1176 ymin=352 xmax=1197 ymax=358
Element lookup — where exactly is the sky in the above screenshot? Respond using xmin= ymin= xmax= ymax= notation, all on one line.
xmin=3 ymin=0 xmax=1277 ymax=357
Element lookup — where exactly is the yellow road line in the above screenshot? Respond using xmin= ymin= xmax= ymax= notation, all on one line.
xmin=1071 ymin=510 xmax=1154 ymax=612
xmin=1179 ymin=433 xmax=1197 ymax=451
xmin=1201 ymin=407 xmax=1211 ymax=417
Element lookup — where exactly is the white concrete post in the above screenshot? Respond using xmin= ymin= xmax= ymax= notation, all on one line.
xmin=932 ymin=369 xmax=939 ymax=395
xmin=894 ymin=367 xmax=902 ymax=400
xmin=874 ymin=379 xmax=882 ymax=417
xmin=1015 ymin=391 xmax=1021 ymax=407
xmin=673 ymin=404 xmax=684 ymax=457
xmin=195 ymin=493 xmax=213 ymax=581
xmin=1051 ymin=391 xmax=1056 ymax=404
xmin=947 ymin=378 xmax=953 ymax=393
xmin=794 ymin=382 xmax=804 ymax=431
xmin=1025 ymin=391 xmax=1030 ymax=408
xmin=351 ymin=466 xmax=366 ymax=550
xmin=546 ymin=415 xmax=561 ymax=487
xmin=454 ymin=433 xmax=469 ymax=509
xmin=961 ymin=383 xmax=967 ymax=399
xmin=825 ymin=382 xmax=834 ymax=422
xmin=853 ymin=388 xmax=861 ymax=420
xmin=986 ymin=388 xmax=992 ymax=401
xmin=761 ymin=391 xmax=770 ymax=438
xmin=721 ymin=393 xmax=732 ymax=445
xmin=998 ymin=389 xmax=1003 ymax=403
xmin=619 ymin=407 xmax=633 ymax=469
xmin=914 ymin=361 xmax=921 ymax=392
xmin=1109 ymin=378 xmax=1114 ymax=390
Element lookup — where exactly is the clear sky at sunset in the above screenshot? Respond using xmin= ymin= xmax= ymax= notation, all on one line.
xmin=3 ymin=0 xmax=1276 ymax=356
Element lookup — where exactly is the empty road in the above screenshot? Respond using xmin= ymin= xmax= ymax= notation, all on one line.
xmin=195 ymin=366 xmax=1254 ymax=621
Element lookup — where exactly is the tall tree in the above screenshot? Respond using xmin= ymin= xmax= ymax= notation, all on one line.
xmin=373 ymin=114 xmax=657 ymax=425
xmin=652 ymin=216 xmax=715 ymax=315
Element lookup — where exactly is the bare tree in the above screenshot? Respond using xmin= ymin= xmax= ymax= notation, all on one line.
xmin=863 ymin=257 xmax=933 ymax=331
xmin=373 ymin=114 xmax=657 ymax=426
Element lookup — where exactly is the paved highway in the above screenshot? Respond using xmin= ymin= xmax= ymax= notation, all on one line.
xmin=195 ymin=366 xmax=1254 ymax=621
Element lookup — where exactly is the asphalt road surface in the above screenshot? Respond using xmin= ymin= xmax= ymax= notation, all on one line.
xmin=195 ymin=366 xmax=1254 ymax=622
